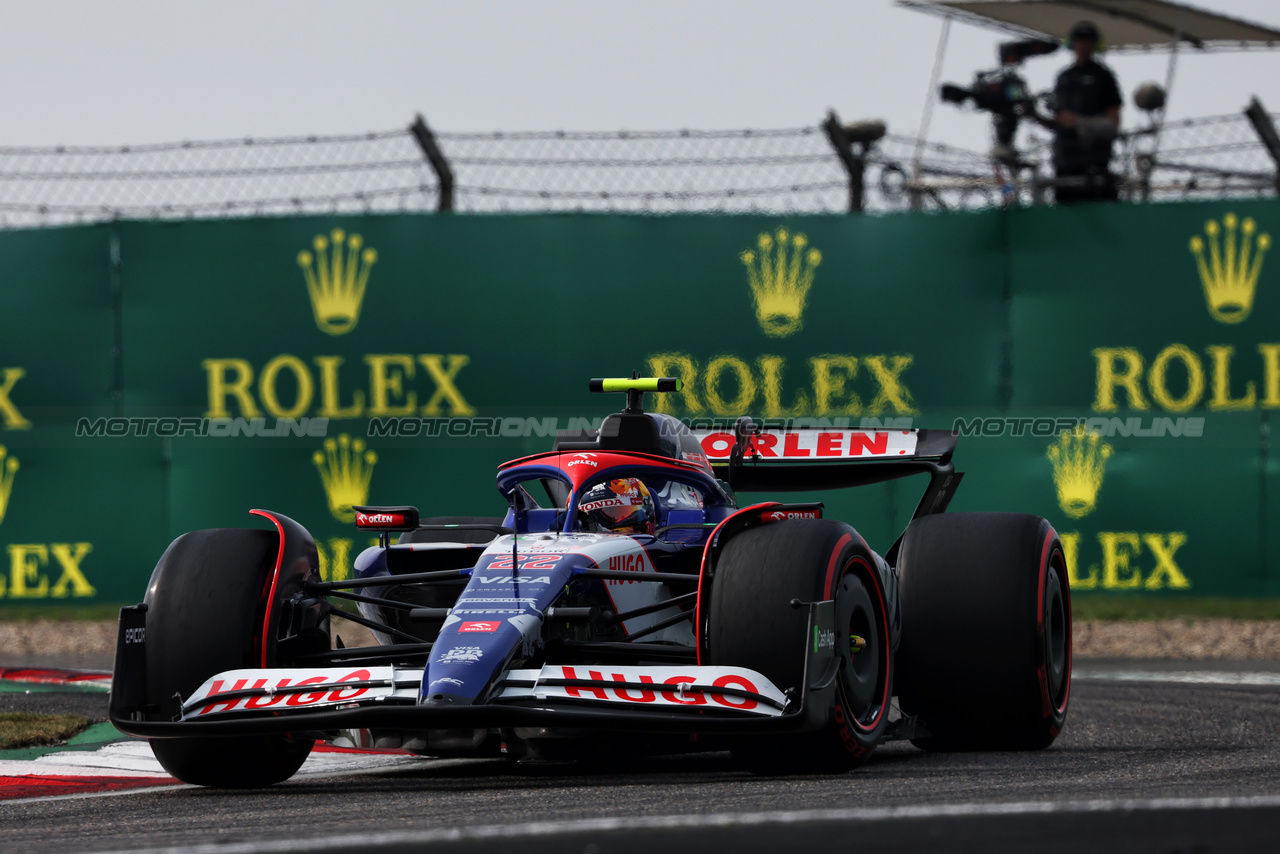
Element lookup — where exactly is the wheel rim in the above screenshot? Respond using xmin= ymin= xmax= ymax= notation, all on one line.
xmin=835 ymin=571 xmax=886 ymax=726
xmin=1044 ymin=563 xmax=1068 ymax=702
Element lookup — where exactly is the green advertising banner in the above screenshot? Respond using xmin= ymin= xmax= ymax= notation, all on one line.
xmin=0 ymin=199 xmax=1275 ymax=604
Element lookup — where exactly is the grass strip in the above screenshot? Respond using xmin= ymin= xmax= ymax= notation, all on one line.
xmin=0 ymin=713 xmax=93 ymax=750
xmin=0 ymin=604 xmax=130 ymax=622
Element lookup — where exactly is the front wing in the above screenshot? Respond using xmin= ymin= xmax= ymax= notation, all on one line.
xmin=110 ymin=602 xmax=836 ymax=738
xmin=174 ymin=663 xmax=787 ymax=721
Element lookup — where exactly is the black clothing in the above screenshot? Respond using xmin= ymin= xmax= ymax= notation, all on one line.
xmin=1053 ymin=166 xmax=1117 ymax=203
xmin=1054 ymin=58 xmax=1122 ymax=126
xmin=1053 ymin=58 xmax=1122 ymax=202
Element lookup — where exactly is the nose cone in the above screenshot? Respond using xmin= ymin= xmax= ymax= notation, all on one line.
xmin=419 ymin=690 xmax=473 ymax=706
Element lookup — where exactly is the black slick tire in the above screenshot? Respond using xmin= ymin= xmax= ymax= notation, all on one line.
xmin=707 ymin=519 xmax=892 ymax=773
xmin=895 ymin=512 xmax=1070 ymax=750
xmin=144 ymin=528 xmax=315 ymax=787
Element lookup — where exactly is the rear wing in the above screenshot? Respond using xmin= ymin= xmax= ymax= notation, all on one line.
xmin=692 ymin=423 xmax=962 ymax=528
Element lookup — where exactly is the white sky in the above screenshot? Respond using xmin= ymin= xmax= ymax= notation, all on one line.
xmin=2 ymin=0 xmax=1278 ymax=153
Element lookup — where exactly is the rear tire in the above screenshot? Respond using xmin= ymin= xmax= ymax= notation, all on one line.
xmin=145 ymin=528 xmax=316 ymax=787
xmin=708 ymin=519 xmax=892 ymax=773
xmin=895 ymin=513 xmax=1070 ymax=751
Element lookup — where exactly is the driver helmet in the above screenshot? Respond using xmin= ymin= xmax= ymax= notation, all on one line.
xmin=578 ymin=478 xmax=656 ymax=534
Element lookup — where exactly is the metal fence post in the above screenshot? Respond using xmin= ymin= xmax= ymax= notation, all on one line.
xmin=823 ymin=113 xmax=861 ymax=213
xmin=822 ymin=110 xmax=884 ymax=214
xmin=1244 ymin=97 xmax=1280 ymax=194
xmin=409 ymin=114 xmax=455 ymax=211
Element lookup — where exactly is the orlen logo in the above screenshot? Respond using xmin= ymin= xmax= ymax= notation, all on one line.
xmin=459 ymin=621 xmax=500 ymax=633
xmin=356 ymin=511 xmax=403 ymax=527
xmin=762 ymin=509 xmax=821 ymax=521
xmin=695 ymin=429 xmax=916 ymax=460
xmin=681 ymin=452 xmax=710 ymax=470
xmin=561 ymin=667 xmax=760 ymax=710
xmin=198 ymin=669 xmax=371 ymax=716
xmin=566 ymin=455 xmax=598 ymax=468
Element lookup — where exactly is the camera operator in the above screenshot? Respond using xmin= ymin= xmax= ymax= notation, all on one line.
xmin=1052 ymin=21 xmax=1122 ymax=203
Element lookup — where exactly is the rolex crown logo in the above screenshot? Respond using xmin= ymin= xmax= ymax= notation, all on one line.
xmin=1046 ymin=428 xmax=1111 ymax=520
xmin=298 ymin=229 xmax=378 ymax=336
xmin=1189 ymin=213 xmax=1269 ymax=324
xmin=313 ymin=434 xmax=377 ymax=523
xmin=740 ymin=227 xmax=822 ymax=338
xmin=0 ymin=445 xmax=18 ymax=526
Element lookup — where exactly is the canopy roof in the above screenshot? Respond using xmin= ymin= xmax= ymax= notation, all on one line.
xmin=897 ymin=0 xmax=1280 ymax=51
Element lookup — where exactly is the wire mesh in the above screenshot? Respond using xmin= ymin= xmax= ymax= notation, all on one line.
xmin=0 ymin=112 xmax=1275 ymax=228
xmin=0 ymin=131 xmax=436 ymax=228
xmin=439 ymin=127 xmax=846 ymax=213
xmin=1144 ymin=113 xmax=1280 ymax=196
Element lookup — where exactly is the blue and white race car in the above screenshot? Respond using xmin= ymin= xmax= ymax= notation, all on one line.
xmin=111 ymin=377 xmax=1071 ymax=787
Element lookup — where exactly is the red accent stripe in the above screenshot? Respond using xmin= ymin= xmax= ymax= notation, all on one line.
xmin=693 ymin=503 xmax=781 ymax=666
xmin=249 ymin=509 xmax=287 ymax=670
xmin=0 ymin=775 xmax=178 ymax=801
xmin=498 ymin=450 xmax=702 ymax=473
xmin=824 ymin=533 xmax=854 ymax=594
xmin=842 ymin=554 xmax=892 ymax=734
xmin=310 ymin=744 xmax=412 ymax=755
xmin=1037 ymin=526 xmax=1071 ymax=717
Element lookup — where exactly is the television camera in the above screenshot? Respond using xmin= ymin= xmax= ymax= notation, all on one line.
xmin=940 ymin=39 xmax=1059 ymax=148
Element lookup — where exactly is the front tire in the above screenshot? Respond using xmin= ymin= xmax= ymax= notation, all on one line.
xmin=707 ymin=519 xmax=892 ymax=773
xmin=144 ymin=528 xmax=317 ymax=787
xmin=895 ymin=512 xmax=1070 ymax=751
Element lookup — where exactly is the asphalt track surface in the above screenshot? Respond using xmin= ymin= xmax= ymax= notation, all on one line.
xmin=5 ymin=661 xmax=1280 ymax=853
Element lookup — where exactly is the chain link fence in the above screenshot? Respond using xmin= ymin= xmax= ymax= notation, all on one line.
xmin=0 ymin=111 xmax=1276 ymax=228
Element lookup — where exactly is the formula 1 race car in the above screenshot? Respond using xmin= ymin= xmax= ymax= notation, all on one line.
xmin=110 ymin=377 xmax=1071 ymax=787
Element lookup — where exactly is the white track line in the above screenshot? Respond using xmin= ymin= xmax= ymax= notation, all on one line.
xmin=0 ymin=784 xmax=193 ymax=806
xmin=1073 ymin=669 xmax=1280 ymax=686
xmin=0 ymin=742 xmax=420 ymax=779
xmin=0 ymin=739 xmax=424 ymax=779
xmin=0 ymin=757 xmax=472 ymax=807
xmin=0 ymin=741 xmax=171 ymax=776
xmin=86 ymin=795 xmax=1280 ymax=854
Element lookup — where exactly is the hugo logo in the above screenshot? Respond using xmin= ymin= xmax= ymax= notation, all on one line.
xmin=197 ymin=669 xmax=371 ymax=716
